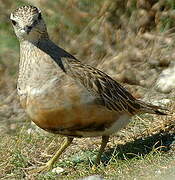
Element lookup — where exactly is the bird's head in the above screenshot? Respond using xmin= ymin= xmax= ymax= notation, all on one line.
xmin=10 ymin=5 xmax=48 ymax=42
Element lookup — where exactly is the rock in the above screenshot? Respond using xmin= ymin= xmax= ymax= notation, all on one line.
xmin=79 ymin=175 xmax=104 ymax=180
xmin=52 ymin=167 xmax=64 ymax=174
xmin=156 ymin=62 xmax=175 ymax=93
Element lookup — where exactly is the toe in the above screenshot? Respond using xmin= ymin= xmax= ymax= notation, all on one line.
xmin=28 ymin=164 xmax=52 ymax=174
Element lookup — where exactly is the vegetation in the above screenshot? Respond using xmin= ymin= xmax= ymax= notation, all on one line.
xmin=0 ymin=0 xmax=175 ymax=179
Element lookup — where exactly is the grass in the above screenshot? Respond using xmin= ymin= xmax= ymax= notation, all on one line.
xmin=0 ymin=0 xmax=175 ymax=179
xmin=0 ymin=108 xmax=174 ymax=179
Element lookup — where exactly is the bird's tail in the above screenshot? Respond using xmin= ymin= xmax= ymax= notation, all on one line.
xmin=136 ymin=100 xmax=168 ymax=115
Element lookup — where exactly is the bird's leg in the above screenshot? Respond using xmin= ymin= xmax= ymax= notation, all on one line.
xmin=45 ymin=137 xmax=73 ymax=168
xmin=94 ymin=135 xmax=109 ymax=165
xmin=29 ymin=137 xmax=73 ymax=174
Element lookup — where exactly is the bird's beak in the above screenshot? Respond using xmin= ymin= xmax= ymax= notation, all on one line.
xmin=21 ymin=26 xmax=33 ymax=34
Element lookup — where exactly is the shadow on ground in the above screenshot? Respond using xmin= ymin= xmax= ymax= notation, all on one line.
xmin=102 ymin=130 xmax=175 ymax=164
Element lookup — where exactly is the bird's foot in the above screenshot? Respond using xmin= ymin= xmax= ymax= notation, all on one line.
xmin=92 ymin=164 xmax=97 ymax=171
xmin=92 ymin=162 xmax=103 ymax=171
xmin=28 ymin=161 xmax=53 ymax=174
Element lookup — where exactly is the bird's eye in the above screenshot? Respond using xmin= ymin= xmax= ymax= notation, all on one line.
xmin=11 ymin=20 xmax=17 ymax=26
xmin=38 ymin=13 xmax=42 ymax=20
xmin=33 ymin=20 xmax=38 ymax=26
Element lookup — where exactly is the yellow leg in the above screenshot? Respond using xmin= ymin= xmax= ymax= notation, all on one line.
xmin=29 ymin=137 xmax=73 ymax=174
xmin=95 ymin=136 xmax=109 ymax=165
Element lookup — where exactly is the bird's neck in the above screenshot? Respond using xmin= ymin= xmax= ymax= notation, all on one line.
xmin=19 ymin=31 xmax=49 ymax=44
xmin=18 ymin=39 xmax=61 ymax=90
xmin=18 ymin=38 xmax=77 ymax=87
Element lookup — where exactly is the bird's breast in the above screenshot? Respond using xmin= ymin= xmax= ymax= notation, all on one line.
xmin=22 ymin=77 xmax=129 ymax=137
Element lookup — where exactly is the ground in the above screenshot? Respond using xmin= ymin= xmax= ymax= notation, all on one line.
xmin=0 ymin=0 xmax=175 ymax=179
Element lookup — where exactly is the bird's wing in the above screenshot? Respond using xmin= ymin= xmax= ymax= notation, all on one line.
xmin=62 ymin=58 xmax=141 ymax=114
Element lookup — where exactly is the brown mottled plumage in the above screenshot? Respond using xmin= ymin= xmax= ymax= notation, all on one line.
xmin=10 ymin=5 xmax=167 ymax=173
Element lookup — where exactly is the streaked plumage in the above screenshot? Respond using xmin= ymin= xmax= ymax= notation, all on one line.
xmin=10 ymin=5 xmax=167 ymax=173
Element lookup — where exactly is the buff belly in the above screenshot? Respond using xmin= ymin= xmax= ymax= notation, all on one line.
xmin=22 ymin=79 xmax=131 ymax=137
xmin=26 ymin=97 xmax=131 ymax=137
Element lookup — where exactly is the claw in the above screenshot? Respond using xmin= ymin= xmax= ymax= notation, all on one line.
xmin=27 ymin=137 xmax=73 ymax=174
xmin=28 ymin=164 xmax=64 ymax=174
xmin=28 ymin=162 xmax=52 ymax=174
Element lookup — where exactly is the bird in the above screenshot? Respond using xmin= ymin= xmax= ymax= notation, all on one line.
xmin=10 ymin=5 xmax=167 ymax=173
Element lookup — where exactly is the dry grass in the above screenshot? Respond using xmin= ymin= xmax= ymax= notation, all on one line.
xmin=0 ymin=0 xmax=175 ymax=179
xmin=0 ymin=105 xmax=174 ymax=179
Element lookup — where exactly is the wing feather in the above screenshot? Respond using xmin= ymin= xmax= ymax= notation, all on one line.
xmin=63 ymin=58 xmax=140 ymax=114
